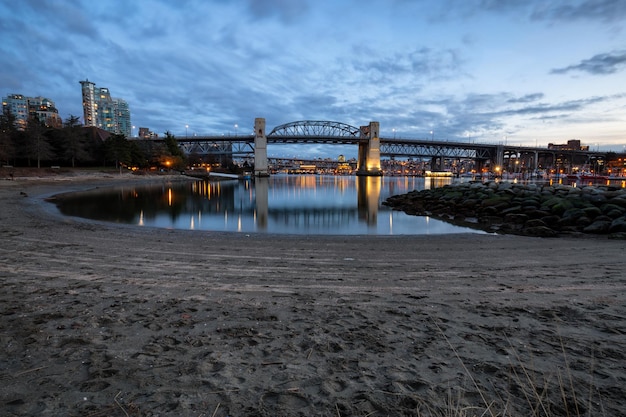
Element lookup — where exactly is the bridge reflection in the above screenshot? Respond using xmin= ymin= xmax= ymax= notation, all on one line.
xmin=187 ymin=175 xmax=391 ymax=233
xmin=53 ymin=175 xmax=469 ymax=234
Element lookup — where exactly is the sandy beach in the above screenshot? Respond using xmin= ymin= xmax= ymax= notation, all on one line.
xmin=1 ymin=170 xmax=625 ymax=416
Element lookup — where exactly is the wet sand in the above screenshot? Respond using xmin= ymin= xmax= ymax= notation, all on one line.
xmin=1 ymin=171 xmax=625 ymax=416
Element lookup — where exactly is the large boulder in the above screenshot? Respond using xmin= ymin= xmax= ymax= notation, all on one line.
xmin=609 ymin=216 xmax=626 ymax=233
xmin=583 ymin=220 xmax=612 ymax=234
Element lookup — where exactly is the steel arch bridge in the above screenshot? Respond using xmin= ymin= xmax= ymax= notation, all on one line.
xmin=268 ymin=120 xmax=361 ymax=142
xmin=172 ymin=120 xmax=494 ymax=160
xmin=173 ymin=120 xmax=364 ymax=155
xmin=158 ymin=118 xmax=613 ymax=177
xmin=169 ymin=119 xmax=603 ymax=162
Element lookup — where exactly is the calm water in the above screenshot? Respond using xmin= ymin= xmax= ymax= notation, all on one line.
xmin=53 ymin=175 xmax=483 ymax=235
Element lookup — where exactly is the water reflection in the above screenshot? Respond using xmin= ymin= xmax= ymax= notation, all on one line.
xmin=53 ymin=175 xmax=483 ymax=235
xmin=357 ymin=176 xmax=381 ymax=229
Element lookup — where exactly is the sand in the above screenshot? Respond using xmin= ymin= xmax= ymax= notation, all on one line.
xmin=1 ymin=170 xmax=625 ymax=416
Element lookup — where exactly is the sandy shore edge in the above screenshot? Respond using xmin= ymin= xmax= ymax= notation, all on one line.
xmin=1 ymin=172 xmax=625 ymax=416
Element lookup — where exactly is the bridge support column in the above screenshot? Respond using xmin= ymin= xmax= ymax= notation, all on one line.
xmin=254 ymin=118 xmax=270 ymax=177
xmin=430 ymin=156 xmax=442 ymax=171
xmin=356 ymin=121 xmax=382 ymax=176
xmin=495 ymin=145 xmax=505 ymax=172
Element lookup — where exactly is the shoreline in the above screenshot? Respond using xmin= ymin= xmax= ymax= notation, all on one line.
xmin=1 ymin=172 xmax=625 ymax=416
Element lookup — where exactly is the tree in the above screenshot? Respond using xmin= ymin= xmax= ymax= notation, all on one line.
xmin=104 ymin=134 xmax=132 ymax=168
xmin=162 ymin=131 xmax=187 ymax=170
xmin=24 ymin=115 xmax=54 ymax=168
xmin=0 ymin=107 xmax=17 ymax=165
xmin=62 ymin=115 xmax=90 ymax=167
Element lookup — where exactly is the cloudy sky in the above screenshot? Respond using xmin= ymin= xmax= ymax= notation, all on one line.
xmin=2 ymin=0 xmax=625 ymax=157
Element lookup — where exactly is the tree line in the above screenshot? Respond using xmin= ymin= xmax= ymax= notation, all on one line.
xmin=0 ymin=108 xmax=189 ymax=170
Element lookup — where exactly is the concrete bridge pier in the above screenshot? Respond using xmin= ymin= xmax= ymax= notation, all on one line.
xmin=356 ymin=121 xmax=382 ymax=176
xmin=430 ymin=156 xmax=443 ymax=171
xmin=254 ymin=118 xmax=270 ymax=177
xmin=495 ymin=144 xmax=505 ymax=171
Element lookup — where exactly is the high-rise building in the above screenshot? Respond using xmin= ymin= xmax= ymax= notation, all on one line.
xmin=80 ymin=79 xmax=131 ymax=137
xmin=2 ymin=94 xmax=62 ymax=130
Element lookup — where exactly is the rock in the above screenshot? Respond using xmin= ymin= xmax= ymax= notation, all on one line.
xmin=606 ymin=209 xmax=624 ymax=219
xmin=525 ymin=209 xmax=551 ymax=220
xmin=609 ymin=217 xmax=626 ymax=233
xmin=609 ymin=197 xmax=626 ymax=208
xmin=583 ymin=220 xmax=612 ymax=234
xmin=501 ymin=205 xmax=522 ymax=215
xmin=383 ymin=181 xmax=626 ymax=238
xmin=582 ymin=206 xmax=602 ymax=218
xmin=550 ymin=200 xmax=574 ymax=215
xmin=479 ymin=216 xmax=504 ymax=226
xmin=504 ymin=213 xmax=528 ymax=224
xmin=523 ymin=226 xmax=558 ymax=237
xmin=482 ymin=196 xmax=511 ymax=208
xmin=525 ymin=219 xmax=549 ymax=228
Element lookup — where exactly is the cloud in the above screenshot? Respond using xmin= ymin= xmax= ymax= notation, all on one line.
xmin=506 ymin=93 xmax=545 ymax=104
xmin=530 ymin=0 xmax=626 ymax=22
xmin=551 ymin=51 xmax=626 ymax=75
xmin=433 ymin=0 xmax=626 ymax=23
xmin=246 ymin=0 xmax=310 ymax=23
xmin=17 ymin=0 xmax=100 ymax=39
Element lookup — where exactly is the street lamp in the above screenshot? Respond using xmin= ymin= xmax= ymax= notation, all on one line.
xmin=234 ymin=123 xmax=238 ymax=136
xmin=430 ymin=130 xmax=434 ymax=140
xmin=132 ymin=125 xmax=136 ymax=138
xmin=185 ymin=124 xmax=189 ymax=138
xmin=392 ymin=128 xmax=396 ymax=139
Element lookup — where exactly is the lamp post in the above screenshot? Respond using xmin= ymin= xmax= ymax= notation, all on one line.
xmin=392 ymin=128 xmax=396 ymax=139
xmin=185 ymin=124 xmax=189 ymax=139
xmin=234 ymin=123 xmax=238 ymax=136
xmin=430 ymin=130 xmax=433 ymax=140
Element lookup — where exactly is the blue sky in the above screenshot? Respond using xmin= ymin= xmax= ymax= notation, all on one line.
xmin=2 ymin=0 xmax=625 ymax=157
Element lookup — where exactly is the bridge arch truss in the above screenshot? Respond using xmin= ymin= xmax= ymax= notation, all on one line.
xmin=268 ymin=120 xmax=361 ymax=142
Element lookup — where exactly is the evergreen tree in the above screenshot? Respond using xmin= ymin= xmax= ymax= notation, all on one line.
xmin=0 ymin=107 xmax=17 ymax=165
xmin=62 ymin=115 xmax=90 ymax=167
xmin=163 ymin=131 xmax=187 ymax=170
xmin=25 ymin=115 xmax=54 ymax=168
xmin=104 ymin=134 xmax=132 ymax=168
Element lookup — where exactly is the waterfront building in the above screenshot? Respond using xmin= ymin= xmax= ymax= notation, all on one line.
xmin=2 ymin=94 xmax=62 ymax=130
xmin=79 ymin=79 xmax=131 ymax=137
xmin=548 ymin=139 xmax=590 ymax=151
xmin=138 ymin=127 xmax=158 ymax=139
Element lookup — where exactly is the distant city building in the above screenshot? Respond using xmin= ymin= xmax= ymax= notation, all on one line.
xmin=138 ymin=127 xmax=158 ymax=139
xmin=80 ymin=79 xmax=131 ymax=137
xmin=2 ymin=94 xmax=62 ymax=130
xmin=548 ymin=139 xmax=590 ymax=151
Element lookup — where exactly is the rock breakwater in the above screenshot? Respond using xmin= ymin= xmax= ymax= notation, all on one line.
xmin=384 ymin=181 xmax=626 ymax=238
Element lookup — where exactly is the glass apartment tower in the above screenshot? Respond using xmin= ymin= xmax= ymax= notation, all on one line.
xmin=80 ymin=79 xmax=131 ymax=137
xmin=2 ymin=94 xmax=62 ymax=130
